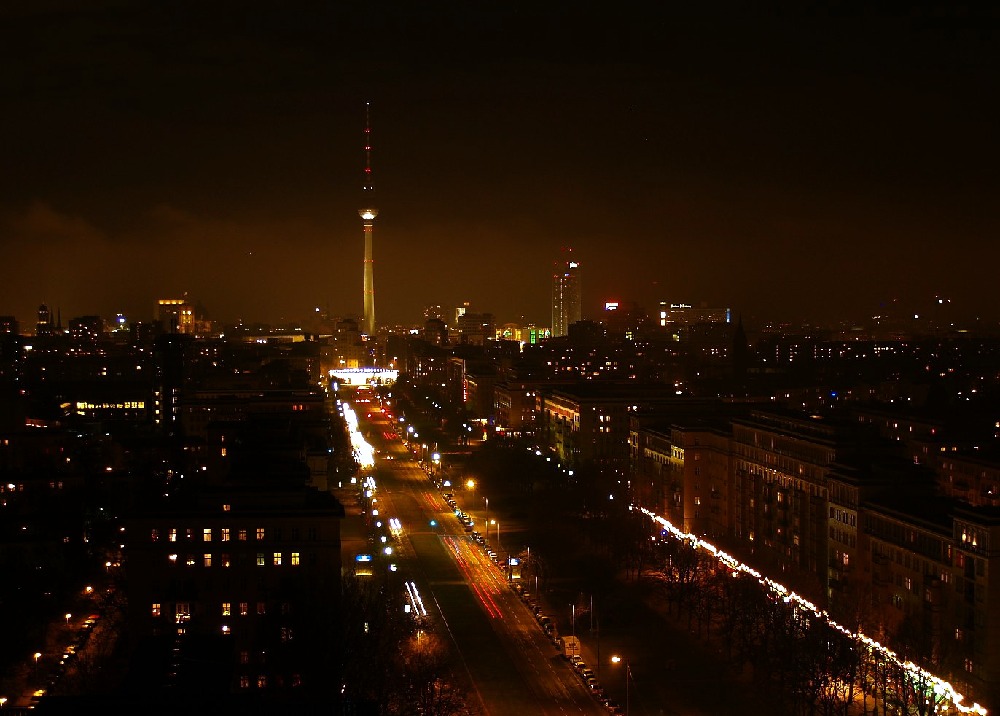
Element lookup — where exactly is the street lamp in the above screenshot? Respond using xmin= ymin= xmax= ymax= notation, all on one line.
xmin=611 ymin=655 xmax=631 ymax=716
xmin=64 ymin=613 xmax=71 ymax=627
xmin=484 ymin=496 xmax=489 ymax=538
xmin=33 ymin=651 xmax=41 ymax=679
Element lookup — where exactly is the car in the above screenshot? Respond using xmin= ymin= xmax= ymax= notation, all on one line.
xmin=569 ymin=656 xmax=585 ymax=670
xmin=580 ymin=668 xmax=595 ymax=681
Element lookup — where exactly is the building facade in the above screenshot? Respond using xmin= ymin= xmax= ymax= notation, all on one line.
xmin=551 ymin=257 xmax=581 ymax=337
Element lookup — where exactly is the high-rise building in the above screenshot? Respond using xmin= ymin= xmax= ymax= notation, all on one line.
xmin=156 ymin=299 xmax=195 ymax=334
xmin=359 ymin=103 xmax=378 ymax=337
xmin=36 ymin=304 xmax=52 ymax=336
xmin=551 ymin=252 xmax=581 ymax=337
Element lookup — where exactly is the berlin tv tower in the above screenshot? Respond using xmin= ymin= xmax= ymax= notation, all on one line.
xmin=359 ymin=102 xmax=378 ymax=337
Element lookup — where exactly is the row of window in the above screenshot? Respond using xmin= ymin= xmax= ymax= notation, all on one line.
xmin=238 ymin=674 xmax=302 ymax=688
xmin=153 ymin=601 xmax=292 ymax=617
xmin=152 ymin=527 xmax=318 ymax=542
xmin=166 ymin=552 xmax=300 ymax=567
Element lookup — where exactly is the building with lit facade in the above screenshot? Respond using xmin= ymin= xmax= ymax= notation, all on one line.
xmin=494 ymin=380 xmax=547 ymax=438
xmin=658 ymin=302 xmax=730 ymax=328
xmin=68 ymin=315 xmax=103 ymax=343
xmin=125 ymin=484 xmax=344 ymax=707
xmin=551 ymin=256 xmax=581 ymax=337
xmin=627 ymin=407 xmax=1000 ymax=709
xmin=156 ymin=299 xmax=195 ymax=334
xmin=497 ymin=324 xmax=549 ymax=345
xmin=537 ymin=384 xmax=687 ymax=478
xmin=452 ymin=311 xmax=496 ymax=346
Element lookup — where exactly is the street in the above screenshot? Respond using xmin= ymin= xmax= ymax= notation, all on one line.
xmin=338 ymin=405 xmax=608 ymax=715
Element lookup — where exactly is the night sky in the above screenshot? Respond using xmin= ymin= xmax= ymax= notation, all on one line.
xmin=2 ymin=2 xmax=998 ymax=328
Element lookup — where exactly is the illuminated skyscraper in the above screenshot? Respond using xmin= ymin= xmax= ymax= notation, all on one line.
xmin=551 ymin=252 xmax=581 ymax=337
xmin=156 ymin=299 xmax=194 ymax=334
xmin=359 ymin=103 xmax=378 ymax=336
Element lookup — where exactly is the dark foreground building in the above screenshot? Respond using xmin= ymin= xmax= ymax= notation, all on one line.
xmin=121 ymin=483 xmax=344 ymax=714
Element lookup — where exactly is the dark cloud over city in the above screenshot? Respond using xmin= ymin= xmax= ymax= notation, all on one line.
xmin=2 ymin=2 xmax=998 ymax=327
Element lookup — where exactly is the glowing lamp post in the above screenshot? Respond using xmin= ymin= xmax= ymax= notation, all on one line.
xmin=64 ymin=613 xmax=72 ymax=627
xmin=611 ymin=655 xmax=631 ymax=716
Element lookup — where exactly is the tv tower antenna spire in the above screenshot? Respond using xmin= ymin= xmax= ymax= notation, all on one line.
xmin=359 ymin=102 xmax=378 ymax=337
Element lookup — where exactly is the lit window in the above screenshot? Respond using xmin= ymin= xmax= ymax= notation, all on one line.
xmin=223 ymin=504 xmax=231 ymax=512
xmin=203 ymin=528 xmax=212 ymax=542
xmin=256 ymin=528 xmax=265 ymax=541
xmin=222 ymin=602 xmax=231 ymax=616
xmin=273 ymin=552 xmax=282 ymax=566
xmin=151 ymin=529 xmax=160 ymax=542
xmin=238 ymin=529 xmax=247 ymax=541
xmin=239 ymin=602 xmax=248 ymax=616
xmin=152 ymin=603 xmax=161 ymax=617
xmin=291 ymin=552 xmax=300 ymax=566
xmin=221 ymin=553 xmax=231 ymax=568
xmin=257 ymin=675 xmax=267 ymax=688
xmin=256 ymin=553 xmax=265 ymax=566
xmin=169 ymin=528 xmax=177 ymax=543
xmin=203 ymin=553 xmax=212 ymax=567
xmin=221 ymin=528 xmax=230 ymax=542
xmin=240 ymin=675 xmax=249 ymax=688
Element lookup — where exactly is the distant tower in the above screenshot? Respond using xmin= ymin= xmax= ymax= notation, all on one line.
xmin=551 ymin=249 xmax=582 ymax=337
xmin=359 ymin=103 xmax=378 ymax=336
xmin=36 ymin=304 xmax=52 ymax=337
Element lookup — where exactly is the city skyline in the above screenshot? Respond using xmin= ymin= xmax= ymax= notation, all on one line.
xmin=2 ymin=3 xmax=998 ymax=328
